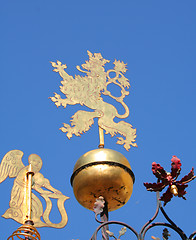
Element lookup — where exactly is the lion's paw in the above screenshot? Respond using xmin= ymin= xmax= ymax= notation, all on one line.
xmin=60 ymin=124 xmax=73 ymax=139
xmin=66 ymin=132 xmax=73 ymax=139
xmin=50 ymin=93 xmax=64 ymax=108
xmin=117 ymin=137 xmax=132 ymax=151
xmin=116 ymin=137 xmax=125 ymax=145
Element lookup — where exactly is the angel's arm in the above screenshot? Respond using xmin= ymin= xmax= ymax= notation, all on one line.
xmin=33 ymin=173 xmax=62 ymax=195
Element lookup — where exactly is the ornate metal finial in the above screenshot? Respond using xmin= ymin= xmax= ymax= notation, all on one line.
xmin=0 ymin=150 xmax=69 ymax=228
xmin=50 ymin=51 xmax=137 ymax=151
xmin=144 ymin=156 xmax=195 ymax=205
xmin=106 ymin=227 xmax=127 ymax=240
xmin=152 ymin=228 xmax=171 ymax=240
xmin=93 ymin=196 xmax=105 ymax=217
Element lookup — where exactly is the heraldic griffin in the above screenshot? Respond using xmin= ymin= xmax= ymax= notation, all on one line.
xmin=50 ymin=51 xmax=137 ymax=151
xmin=0 ymin=150 xmax=69 ymax=228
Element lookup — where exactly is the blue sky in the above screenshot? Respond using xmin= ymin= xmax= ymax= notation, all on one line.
xmin=0 ymin=1 xmax=196 ymax=239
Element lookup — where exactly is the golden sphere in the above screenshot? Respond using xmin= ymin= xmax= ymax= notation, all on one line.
xmin=71 ymin=148 xmax=135 ymax=211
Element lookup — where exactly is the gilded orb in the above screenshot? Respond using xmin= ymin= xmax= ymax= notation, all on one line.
xmin=71 ymin=148 xmax=135 ymax=211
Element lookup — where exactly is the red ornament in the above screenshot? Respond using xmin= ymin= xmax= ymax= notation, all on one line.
xmin=144 ymin=156 xmax=195 ymax=206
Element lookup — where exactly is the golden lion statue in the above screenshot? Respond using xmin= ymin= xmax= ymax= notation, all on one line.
xmin=50 ymin=51 xmax=137 ymax=151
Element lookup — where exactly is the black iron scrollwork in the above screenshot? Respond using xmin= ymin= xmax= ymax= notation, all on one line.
xmin=90 ymin=192 xmax=195 ymax=240
xmin=90 ymin=157 xmax=195 ymax=240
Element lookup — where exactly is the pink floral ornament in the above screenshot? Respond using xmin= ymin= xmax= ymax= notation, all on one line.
xmin=144 ymin=156 xmax=195 ymax=206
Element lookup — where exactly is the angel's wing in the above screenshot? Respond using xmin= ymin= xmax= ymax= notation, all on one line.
xmin=0 ymin=150 xmax=25 ymax=183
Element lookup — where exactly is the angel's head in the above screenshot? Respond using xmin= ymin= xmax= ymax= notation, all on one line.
xmin=28 ymin=154 xmax=42 ymax=173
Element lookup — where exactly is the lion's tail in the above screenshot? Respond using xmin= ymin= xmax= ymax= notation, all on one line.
xmin=116 ymin=101 xmax=129 ymax=119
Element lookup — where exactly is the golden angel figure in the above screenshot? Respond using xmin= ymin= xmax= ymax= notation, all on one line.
xmin=0 ymin=150 xmax=69 ymax=228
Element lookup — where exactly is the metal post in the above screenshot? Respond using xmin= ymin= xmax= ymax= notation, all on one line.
xmin=98 ymin=127 xmax=104 ymax=148
xmin=26 ymin=164 xmax=34 ymax=221
xmin=100 ymin=201 xmax=109 ymax=240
